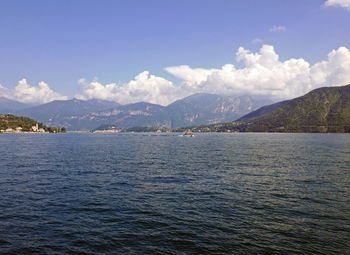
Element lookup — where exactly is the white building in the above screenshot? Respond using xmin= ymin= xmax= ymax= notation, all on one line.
xmin=31 ymin=123 xmax=39 ymax=132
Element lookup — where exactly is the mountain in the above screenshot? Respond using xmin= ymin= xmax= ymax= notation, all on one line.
xmin=237 ymin=100 xmax=290 ymax=122
xmin=15 ymin=98 xmax=120 ymax=130
xmin=73 ymin=102 xmax=171 ymax=130
xmin=12 ymin=94 xmax=273 ymax=130
xmin=190 ymin=84 xmax=350 ymax=133
xmin=0 ymin=97 xmax=31 ymax=113
xmin=241 ymin=84 xmax=350 ymax=132
xmin=65 ymin=94 xmax=272 ymax=130
xmin=167 ymin=93 xmax=273 ymax=128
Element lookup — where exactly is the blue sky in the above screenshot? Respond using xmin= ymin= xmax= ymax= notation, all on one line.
xmin=0 ymin=0 xmax=350 ymax=104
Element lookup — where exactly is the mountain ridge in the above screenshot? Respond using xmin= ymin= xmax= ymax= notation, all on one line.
xmin=237 ymin=100 xmax=291 ymax=122
xmin=0 ymin=97 xmax=32 ymax=113
xmin=9 ymin=93 xmax=273 ymax=130
xmin=243 ymin=84 xmax=350 ymax=132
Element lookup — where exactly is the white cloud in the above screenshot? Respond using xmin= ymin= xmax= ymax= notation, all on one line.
xmin=0 ymin=84 xmax=11 ymax=98
xmin=76 ymin=71 xmax=183 ymax=106
xmin=252 ymin=38 xmax=263 ymax=44
xmin=269 ymin=25 xmax=286 ymax=32
xmin=5 ymin=45 xmax=349 ymax=106
xmin=77 ymin=45 xmax=350 ymax=104
xmin=164 ymin=65 xmax=217 ymax=90
xmin=0 ymin=79 xmax=67 ymax=104
xmin=165 ymin=45 xmax=350 ymax=100
xmin=310 ymin=47 xmax=350 ymax=85
xmin=325 ymin=0 xmax=350 ymax=10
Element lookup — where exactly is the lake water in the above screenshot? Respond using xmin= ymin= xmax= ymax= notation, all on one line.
xmin=0 ymin=133 xmax=349 ymax=254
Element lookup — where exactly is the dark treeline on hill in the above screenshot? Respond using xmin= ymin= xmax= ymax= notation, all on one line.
xmin=0 ymin=114 xmax=66 ymax=133
xmin=178 ymin=84 xmax=350 ymax=133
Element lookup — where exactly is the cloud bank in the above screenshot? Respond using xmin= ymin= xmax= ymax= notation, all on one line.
xmin=166 ymin=45 xmax=350 ymax=100
xmin=325 ymin=0 xmax=350 ymax=10
xmin=76 ymin=44 xmax=350 ymax=105
xmin=76 ymin=71 xmax=181 ymax=105
xmin=0 ymin=79 xmax=67 ymax=104
xmin=1 ymin=45 xmax=350 ymax=106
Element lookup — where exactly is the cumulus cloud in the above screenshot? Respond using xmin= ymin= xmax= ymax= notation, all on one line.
xmin=0 ymin=84 xmax=11 ymax=98
xmin=164 ymin=65 xmax=217 ymax=88
xmin=310 ymin=47 xmax=350 ymax=85
xmin=62 ymin=44 xmax=350 ymax=105
xmin=165 ymin=45 xmax=350 ymax=100
xmin=269 ymin=25 xmax=286 ymax=32
xmin=76 ymin=45 xmax=350 ymax=105
xmin=325 ymin=0 xmax=350 ymax=10
xmin=0 ymin=79 xmax=67 ymax=104
xmin=76 ymin=71 xmax=183 ymax=106
xmin=3 ymin=45 xmax=349 ymax=106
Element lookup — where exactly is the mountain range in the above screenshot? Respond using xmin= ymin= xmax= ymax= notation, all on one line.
xmin=2 ymin=84 xmax=350 ymax=132
xmin=14 ymin=98 xmax=121 ymax=130
xmin=0 ymin=94 xmax=273 ymax=130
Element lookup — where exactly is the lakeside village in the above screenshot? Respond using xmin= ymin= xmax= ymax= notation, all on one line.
xmin=1 ymin=123 xmax=44 ymax=133
xmin=1 ymin=123 xmax=66 ymax=133
xmin=0 ymin=115 xmax=67 ymax=133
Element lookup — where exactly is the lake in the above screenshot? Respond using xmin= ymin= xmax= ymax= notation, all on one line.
xmin=0 ymin=133 xmax=349 ymax=254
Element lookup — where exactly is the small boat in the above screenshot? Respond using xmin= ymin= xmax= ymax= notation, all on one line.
xmin=182 ymin=130 xmax=194 ymax=137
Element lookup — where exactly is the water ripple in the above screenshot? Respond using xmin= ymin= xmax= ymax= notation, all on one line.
xmin=0 ymin=133 xmax=349 ymax=254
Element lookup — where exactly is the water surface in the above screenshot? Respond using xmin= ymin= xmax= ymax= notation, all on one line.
xmin=0 ymin=133 xmax=349 ymax=254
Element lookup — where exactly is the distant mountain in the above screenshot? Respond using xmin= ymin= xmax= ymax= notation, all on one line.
xmin=190 ymin=84 xmax=350 ymax=133
xmin=15 ymin=98 xmax=120 ymax=129
xmin=168 ymin=93 xmax=273 ymax=128
xmin=0 ymin=97 xmax=31 ymax=113
xmin=76 ymin=102 xmax=171 ymax=130
xmin=237 ymin=100 xmax=290 ymax=122
xmin=63 ymin=94 xmax=272 ymax=130
xmin=12 ymin=94 xmax=273 ymax=130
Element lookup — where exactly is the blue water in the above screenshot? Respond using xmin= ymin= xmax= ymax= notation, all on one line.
xmin=0 ymin=133 xmax=349 ymax=254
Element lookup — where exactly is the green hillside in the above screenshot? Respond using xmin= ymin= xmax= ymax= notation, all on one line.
xmin=242 ymin=84 xmax=350 ymax=132
xmin=0 ymin=114 xmax=66 ymax=133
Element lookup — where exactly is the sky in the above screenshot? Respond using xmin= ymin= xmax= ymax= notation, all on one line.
xmin=0 ymin=0 xmax=350 ymax=105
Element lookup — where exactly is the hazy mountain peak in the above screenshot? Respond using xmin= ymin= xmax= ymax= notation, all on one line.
xmin=13 ymin=93 xmax=273 ymax=130
xmin=0 ymin=97 xmax=32 ymax=113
